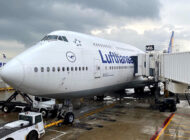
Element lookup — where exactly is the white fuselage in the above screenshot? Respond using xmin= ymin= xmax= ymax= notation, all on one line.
xmin=1 ymin=31 xmax=144 ymax=99
xmin=0 ymin=54 xmax=9 ymax=88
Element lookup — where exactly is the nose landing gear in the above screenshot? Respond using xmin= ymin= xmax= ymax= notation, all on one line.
xmin=57 ymin=99 xmax=75 ymax=124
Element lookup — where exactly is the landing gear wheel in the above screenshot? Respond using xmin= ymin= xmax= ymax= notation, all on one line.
xmin=40 ymin=109 xmax=48 ymax=118
xmin=27 ymin=131 xmax=38 ymax=140
xmin=64 ymin=112 xmax=74 ymax=124
xmin=2 ymin=105 xmax=11 ymax=113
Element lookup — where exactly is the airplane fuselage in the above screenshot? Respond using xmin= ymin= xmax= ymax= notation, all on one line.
xmin=1 ymin=31 xmax=144 ymax=99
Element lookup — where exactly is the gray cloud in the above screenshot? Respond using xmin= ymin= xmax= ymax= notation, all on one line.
xmin=95 ymin=26 xmax=172 ymax=51
xmin=0 ymin=0 xmax=161 ymax=48
xmin=65 ymin=0 xmax=161 ymax=19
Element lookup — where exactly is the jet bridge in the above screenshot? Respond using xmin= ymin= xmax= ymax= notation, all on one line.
xmin=135 ymin=51 xmax=190 ymax=94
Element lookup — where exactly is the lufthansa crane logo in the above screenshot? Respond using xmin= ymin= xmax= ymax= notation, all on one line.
xmin=66 ymin=51 xmax=76 ymax=63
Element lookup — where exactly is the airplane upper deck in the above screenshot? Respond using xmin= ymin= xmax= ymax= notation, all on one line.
xmin=44 ymin=30 xmax=144 ymax=53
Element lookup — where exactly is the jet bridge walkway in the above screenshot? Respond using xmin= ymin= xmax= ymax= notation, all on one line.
xmin=135 ymin=51 xmax=190 ymax=94
xmin=133 ymin=51 xmax=190 ymax=111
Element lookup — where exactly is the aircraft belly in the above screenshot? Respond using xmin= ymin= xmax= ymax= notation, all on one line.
xmin=38 ymin=80 xmax=135 ymax=99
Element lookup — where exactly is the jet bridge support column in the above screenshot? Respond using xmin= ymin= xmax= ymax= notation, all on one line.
xmin=154 ymin=83 xmax=160 ymax=102
xmin=146 ymin=54 xmax=161 ymax=103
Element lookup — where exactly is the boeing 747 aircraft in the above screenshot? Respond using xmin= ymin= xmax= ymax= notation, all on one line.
xmin=1 ymin=30 xmax=148 ymax=123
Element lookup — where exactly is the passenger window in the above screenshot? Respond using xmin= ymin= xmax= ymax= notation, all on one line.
xmin=82 ymin=67 xmax=85 ymax=71
xmin=41 ymin=67 xmax=44 ymax=72
xmin=57 ymin=67 xmax=60 ymax=72
xmin=86 ymin=67 xmax=88 ymax=71
xmin=62 ymin=67 xmax=65 ymax=71
xmin=67 ymin=67 xmax=69 ymax=71
xmin=47 ymin=67 xmax=50 ymax=72
xmin=79 ymin=67 xmax=81 ymax=71
xmin=75 ymin=67 xmax=77 ymax=71
xmin=35 ymin=115 xmax=42 ymax=124
xmin=34 ymin=67 xmax=38 ymax=72
xmin=71 ymin=67 xmax=73 ymax=71
xmin=52 ymin=67 xmax=55 ymax=72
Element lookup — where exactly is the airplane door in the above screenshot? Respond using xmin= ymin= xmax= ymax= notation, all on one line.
xmin=94 ymin=59 xmax=101 ymax=78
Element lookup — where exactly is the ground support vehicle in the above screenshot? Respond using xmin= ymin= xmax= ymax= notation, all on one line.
xmin=0 ymin=112 xmax=45 ymax=140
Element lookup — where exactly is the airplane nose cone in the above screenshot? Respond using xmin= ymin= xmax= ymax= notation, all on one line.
xmin=1 ymin=59 xmax=24 ymax=88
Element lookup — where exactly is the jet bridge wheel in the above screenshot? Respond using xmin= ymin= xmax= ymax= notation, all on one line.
xmin=64 ymin=112 xmax=74 ymax=124
xmin=159 ymin=105 xmax=165 ymax=112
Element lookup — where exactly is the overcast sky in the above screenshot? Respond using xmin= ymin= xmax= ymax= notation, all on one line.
xmin=0 ymin=0 xmax=190 ymax=58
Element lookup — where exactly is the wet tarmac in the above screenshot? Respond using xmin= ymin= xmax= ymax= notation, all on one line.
xmin=0 ymin=91 xmax=190 ymax=140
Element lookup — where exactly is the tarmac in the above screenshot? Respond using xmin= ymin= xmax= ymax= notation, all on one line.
xmin=0 ymin=91 xmax=190 ymax=140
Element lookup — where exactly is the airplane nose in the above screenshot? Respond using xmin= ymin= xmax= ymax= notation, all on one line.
xmin=1 ymin=59 xmax=24 ymax=88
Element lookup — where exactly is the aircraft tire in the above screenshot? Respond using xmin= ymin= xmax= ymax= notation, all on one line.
xmin=27 ymin=130 xmax=38 ymax=140
xmin=2 ymin=105 xmax=11 ymax=113
xmin=64 ymin=112 xmax=74 ymax=124
xmin=40 ymin=109 xmax=48 ymax=118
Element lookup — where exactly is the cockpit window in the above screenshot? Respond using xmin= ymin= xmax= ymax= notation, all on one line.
xmin=62 ymin=36 xmax=68 ymax=42
xmin=41 ymin=35 xmax=68 ymax=42
xmin=41 ymin=35 xmax=57 ymax=41
xmin=58 ymin=36 xmax=63 ymax=41
xmin=41 ymin=36 xmax=48 ymax=41
xmin=47 ymin=35 xmax=58 ymax=40
xmin=58 ymin=36 xmax=68 ymax=42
